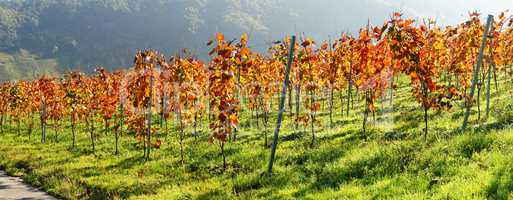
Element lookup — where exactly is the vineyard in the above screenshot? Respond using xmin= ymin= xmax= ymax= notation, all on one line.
xmin=1 ymin=12 xmax=513 ymax=199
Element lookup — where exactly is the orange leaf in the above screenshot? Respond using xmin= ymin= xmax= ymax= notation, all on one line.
xmin=217 ymin=33 xmax=225 ymax=42
xmin=410 ymin=72 xmax=418 ymax=80
xmin=313 ymin=102 xmax=321 ymax=111
xmin=154 ymin=139 xmax=162 ymax=149
xmin=229 ymin=114 xmax=238 ymax=124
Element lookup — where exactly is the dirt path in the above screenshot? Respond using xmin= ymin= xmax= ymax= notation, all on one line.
xmin=0 ymin=170 xmax=57 ymax=200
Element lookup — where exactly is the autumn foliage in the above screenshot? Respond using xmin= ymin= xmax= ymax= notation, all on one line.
xmin=0 ymin=11 xmax=512 ymax=170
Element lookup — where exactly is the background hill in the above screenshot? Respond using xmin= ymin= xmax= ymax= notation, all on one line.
xmin=0 ymin=0 xmax=410 ymax=80
xmin=0 ymin=0 xmax=511 ymax=81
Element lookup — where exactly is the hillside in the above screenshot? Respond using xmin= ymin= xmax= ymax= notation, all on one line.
xmin=0 ymin=0 xmax=406 ymax=78
xmin=0 ymin=49 xmax=57 ymax=81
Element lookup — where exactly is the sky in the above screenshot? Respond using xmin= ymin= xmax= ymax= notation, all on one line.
xmin=371 ymin=0 xmax=513 ymax=24
xmin=274 ymin=0 xmax=513 ymax=44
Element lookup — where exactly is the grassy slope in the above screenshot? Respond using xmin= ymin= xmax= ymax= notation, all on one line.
xmin=1 ymin=75 xmax=513 ymax=199
xmin=0 ymin=49 xmax=58 ymax=81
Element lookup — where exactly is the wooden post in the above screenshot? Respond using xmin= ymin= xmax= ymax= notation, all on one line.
xmin=462 ymin=15 xmax=493 ymax=130
xmin=486 ymin=23 xmax=495 ymax=118
xmin=115 ymin=104 xmax=123 ymax=155
xmin=71 ymin=108 xmax=76 ymax=148
xmin=346 ymin=62 xmax=352 ymax=116
xmin=288 ymin=85 xmax=293 ymax=117
xmin=160 ymin=94 xmax=166 ymax=128
xmin=88 ymin=113 xmax=95 ymax=153
xmin=329 ymin=87 xmax=334 ymax=128
xmin=310 ymin=90 xmax=315 ymax=147
xmin=485 ymin=64 xmax=493 ymax=118
xmin=146 ymin=74 xmax=153 ymax=160
xmin=234 ymin=65 xmax=242 ymax=141
xmin=267 ymin=36 xmax=296 ymax=175
xmin=295 ymin=64 xmax=302 ymax=129
xmin=41 ymin=101 xmax=46 ymax=143
xmin=0 ymin=113 xmax=3 ymax=134
xmin=389 ymin=74 xmax=394 ymax=108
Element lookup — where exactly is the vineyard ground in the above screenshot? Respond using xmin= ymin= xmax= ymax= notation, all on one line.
xmin=2 ymin=75 xmax=513 ymax=199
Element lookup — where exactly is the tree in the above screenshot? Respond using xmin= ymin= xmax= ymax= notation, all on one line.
xmin=160 ymin=52 xmax=206 ymax=164
xmin=126 ymin=50 xmax=162 ymax=159
xmin=296 ymin=37 xmax=322 ymax=146
xmin=35 ymin=76 xmax=60 ymax=143
xmin=385 ymin=13 xmax=462 ymax=138
xmin=207 ymin=33 xmax=240 ymax=170
xmin=63 ymin=72 xmax=88 ymax=148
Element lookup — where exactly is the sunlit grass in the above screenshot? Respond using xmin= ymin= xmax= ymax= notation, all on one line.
xmin=1 ymin=75 xmax=513 ymax=199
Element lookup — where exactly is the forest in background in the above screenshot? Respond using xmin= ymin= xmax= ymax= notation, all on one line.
xmin=0 ymin=0 xmax=406 ymax=81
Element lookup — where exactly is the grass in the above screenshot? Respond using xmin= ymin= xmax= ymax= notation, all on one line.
xmin=2 ymin=75 xmax=513 ymax=199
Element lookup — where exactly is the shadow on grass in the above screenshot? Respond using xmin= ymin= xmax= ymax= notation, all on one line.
xmin=231 ymin=172 xmax=291 ymax=197
xmin=451 ymin=109 xmax=472 ymax=120
xmin=14 ymin=160 xmax=33 ymax=173
xmin=381 ymin=130 xmax=409 ymax=141
xmin=81 ymin=178 xmax=180 ymax=200
xmin=56 ymin=160 xmax=184 ymax=199
xmin=486 ymin=158 xmax=513 ymax=200
xmin=105 ymin=156 xmax=146 ymax=170
xmin=292 ymin=142 xmax=417 ymax=198
xmin=331 ymin=118 xmax=358 ymax=127
xmin=442 ymin=110 xmax=513 ymax=140
xmin=196 ymin=188 xmax=228 ymax=200
xmin=280 ymin=131 xmax=306 ymax=142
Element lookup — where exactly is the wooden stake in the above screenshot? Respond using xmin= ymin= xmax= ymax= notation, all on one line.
xmin=462 ymin=15 xmax=493 ymax=130
xmin=267 ymin=36 xmax=296 ymax=175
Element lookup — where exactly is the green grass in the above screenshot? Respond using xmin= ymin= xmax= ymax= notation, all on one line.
xmin=2 ymin=75 xmax=513 ymax=199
